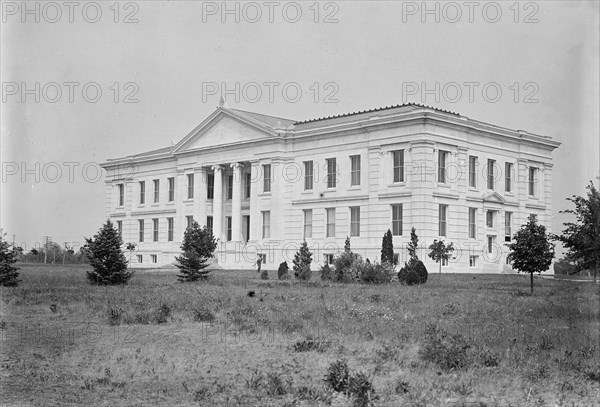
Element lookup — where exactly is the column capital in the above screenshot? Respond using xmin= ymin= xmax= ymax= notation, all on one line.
xmin=230 ymin=162 xmax=243 ymax=170
xmin=211 ymin=164 xmax=224 ymax=172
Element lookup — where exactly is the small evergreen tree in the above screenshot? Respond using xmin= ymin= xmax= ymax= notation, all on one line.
xmin=293 ymin=240 xmax=313 ymax=280
xmin=381 ymin=229 xmax=394 ymax=265
xmin=428 ymin=239 xmax=455 ymax=275
xmin=85 ymin=219 xmax=133 ymax=285
xmin=176 ymin=221 xmax=217 ymax=282
xmin=507 ymin=216 xmax=555 ymax=294
xmin=406 ymin=227 xmax=419 ymax=266
xmin=344 ymin=236 xmax=351 ymax=253
xmin=0 ymin=234 xmax=20 ymax=287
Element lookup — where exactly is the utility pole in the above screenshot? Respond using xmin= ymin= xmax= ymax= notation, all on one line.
xmin=42 ymin=236 xmax=51 ymax=264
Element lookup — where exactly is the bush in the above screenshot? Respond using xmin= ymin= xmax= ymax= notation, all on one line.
xmin=293 ymin=241 xmax=313 ymax=280
xmin=277 ymin=261 xmax=289 ymax=279
xmin=260 ymin=269 xmax=268 ymax=280
xmin=192 ymin=307 xmax=215 ymax=322
xmin=325 ymin=360 xmax=350 ymax=393
xmin=360 ymin=262 xmax=394 ymax=284
xmin=0 ymin=235 xmax=20 ymax=287
xmin=297 ymin=266 xmax=312 ymax=281
xmin=84 ymin=220 xmax=133 ymax=285
xmin=413 ymin=260 xmax=428 ymax=284
xmin=332 ymin=251 xmax=360 ymax=281
xmin=419 ymin=323 xmax=470 ymax=371
xmin=348 ymin=372 xmax=378 ymax=407
xmin=321 ymin=264 xmax=341 ymax=281
xmin=404 ymin=270 xmax=420 ymax=286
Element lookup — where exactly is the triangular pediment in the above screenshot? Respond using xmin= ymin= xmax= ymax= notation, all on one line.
xmin=482 ymin=191 xmax=506 ymax=204
xmin=172 ymin=108 xmax=278 ymax=153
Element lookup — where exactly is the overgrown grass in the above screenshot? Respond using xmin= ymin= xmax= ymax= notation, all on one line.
xmin=0 ymin=264 xmax=599 ymax=406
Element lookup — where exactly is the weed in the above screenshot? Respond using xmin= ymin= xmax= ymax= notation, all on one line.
xmin=107 ymin=307 xmax=123 ymax=326
xmin=156 ymin=303 xmax=171 ymax=324
xmin=245 ymin=370 xmax=264 ymax=390
xmin=193 ymin=306 xmax=215 ymax=322
xmin=348 ymin=372 xmax=378 ymax=407
xmin=325 ymin=359 xmax=350 ymax=393
xmin=291 ymin=336 xmax=331 ymax=353
xmin=420 ymin=323 xmax=470 ymax=371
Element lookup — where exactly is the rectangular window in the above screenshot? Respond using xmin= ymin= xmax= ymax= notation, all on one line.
xmin=326 ymin=208 xmax=336 ymax=237
xmin=153 ymin=179 xmax=160 ymax=203
xmin=151 ymin=254 xmax=157 ymax=264
xmin=327 ymin=158 xmax=337 ymax=188
xmin=226 ymin=216 xmax=232 ymax=241
xmin=138 ymin=219 xmax=144 ymax=242
xmin=505 ymin=163 xmax=513 ymax=193
xmin=350 ymin=155 xmax=361 ymax=186
xmin=207 ymin=173 xmax=214 ymax=200
xmin=487 ymin=236 xmax=495 ymax=254
xmin=153 ymin=218 xmax=159 ymax=242
xmin=529 ymin=167 xmax=537 ymax=196
xmin=468 ymin=208 xmax=476 ymax=239
xmin=187 ymin=174 xmax=194 ymax=199
xmin=487 ymin=159 xmax=495 ymax=190
xmin=168 ymin=177 xmax=175 ymax=202
xmin=206 ymin=216 xmax=213 ymax=234
xmin=439 ymin=204 xmax=447 ymax=237
xmin=486 ymin=210 xmax=494 ymax=228
xmin=393 ymin=150 xmax=405 ymax=183
xmin=468 ymin=156 xmax=477 ymax=188
xmin=227 ymin=175 xmax=233 ymax=200
xmin=245 ymin=172 xmax=251 ymax=199
xmin=137 ymin=254 xmax=143 ymax=264
xmin=505 ymin=212 xmax=512 ymax=242
xmin=350 ymin=206 xmax=360 ymax=237
xmin=186 ymin=216 xmax=193 ymax=230
xmin=442 ymin=258 xmax=449 ymax=266
xmin=118 ymin=184 xmax=124 ymax=207
xmin=324 ymin=254 xmax=334 ymax=265
xmin=263 ymin=164 xmax=271 ymax=193
xmin=303 ymin=209 xmax=313 ymax=239
xmin=116 ymin=220 xmax=122 ymax=235
xmin=258 ymin=253 xmax=267 ymax=264
xmin=469 ymin=255 xmax=477 ymax=268
xmin=139 ymin=181 xmax=145 ymax=205
xmin=438 ymin=150 xmax=448 ymax=183
xmin=262 ymin=211 xmax=270 ymax=239
xmin=167 ymin=217 xmax=174 ymax=242
xmin=304 ymin=161 xmax=313 ymax=190
xmin=392 ymin=204 xmax=403 ymax=236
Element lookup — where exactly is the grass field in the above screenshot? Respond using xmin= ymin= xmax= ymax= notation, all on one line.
xmin=1 ymin=264 xmax=599 ymax=407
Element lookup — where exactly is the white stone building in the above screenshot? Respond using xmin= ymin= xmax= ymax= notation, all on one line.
xmin=101 ymin=103 xmax=560 ymax=272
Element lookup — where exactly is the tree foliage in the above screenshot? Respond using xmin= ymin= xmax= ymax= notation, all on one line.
xmin=555 ymin=182 xmax=600 ymax=281
xmin=293 ymin=240 xmax=313 ymax=280
xmin=428 ymin=239 xmax=455 ymax=275
xmin=0 ymin=234 xmax=20 ymax=287
xmin=399 ymin=228 xmax=427 ymax=284
xmin=84 ymin=219 xmax=133 ymax=285
xmin=344 ymin=236 xmax=351 ymax=253
xmin=381 ymin=229 xmax=394 ymax=265
xmin=175 ymin=221 xmax=217 ymax=282
xmin=507 ymin=216 xmax=555 ymax=293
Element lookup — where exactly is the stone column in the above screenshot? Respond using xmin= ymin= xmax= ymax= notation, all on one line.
xmin=231 ymin=162 xmax=242 ymax=242
xmin=212 ymin=165 xmax=223 ymax=241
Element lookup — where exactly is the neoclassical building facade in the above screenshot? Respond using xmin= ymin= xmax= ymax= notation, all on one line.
xmin=101 ymin=103 xmax=560 ymax=272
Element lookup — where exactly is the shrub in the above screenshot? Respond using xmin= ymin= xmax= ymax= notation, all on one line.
xmin=325 ymin=360 xmax=350 ymax=393
xmin=156 ymin=304 xmax=171 ymax=324
xmin=381 ymin=229 xmax=394 ymax=265
xmin=0 ymin=235 xmax=20 ymax=287
xmin=293 ymin=241 xmax=313 ymax=279
xmin=297 ymin=266 xmax=312 ymax=281
xmin=277 ymin=261 xmax=289 ymax=279
xmin=360 ymin=262 xmax=393 ymax=284
xmin=332 ymin=251 xmax=360 ymax=281
xmin=413 ymin=260 xmax=428 ymax=284
xmin=404 ymin=270 xmax=420 ymax=286
xmin=84 ymin=220 xmax=132 ymax=285
xmin=260 ymin=269 xmax=268 ymax=280
xmin=193 ymin=307 xmax=215 ymax=322
xmin=419 ymin=323 xmax=470 ymax=371
xmin=348 ymin=372 xmax=378 ymax=407
xmin=321 ymin=264 xmax=341 ymax=281
xmin=176 ymin=221 xmax=217 ymax=282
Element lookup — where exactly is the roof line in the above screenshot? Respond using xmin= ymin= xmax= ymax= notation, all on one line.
xmin=293 ymin=103 xmax=459 ymax=125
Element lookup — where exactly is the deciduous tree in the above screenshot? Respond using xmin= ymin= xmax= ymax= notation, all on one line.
xmin=507 ymin=216 xmax=555 ymax=294
xmin=428 ymin=239 xmax=455 ymax=275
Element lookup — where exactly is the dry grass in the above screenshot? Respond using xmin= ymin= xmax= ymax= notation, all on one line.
xmin=1 ymin=264 xmax=599 ymax=406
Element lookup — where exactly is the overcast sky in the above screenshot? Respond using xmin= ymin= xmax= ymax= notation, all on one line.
xmin=1 ymin=1 xmax=598 ymax=253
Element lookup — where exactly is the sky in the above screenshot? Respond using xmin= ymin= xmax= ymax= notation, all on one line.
xmin=1 ymin=0 xmax=599 ymax=254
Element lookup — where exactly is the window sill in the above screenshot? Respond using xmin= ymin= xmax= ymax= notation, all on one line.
xmin=183 ymin=199 xmax=194 ymax=203
xmin=436 ymin=183 xmax=451 ymax=188
xmin=257 ymin=193 xmax=271 ymax=198
xmin=300 ymin=191 xmax=314 ymax=195
xmin=347 ymin=186 xmax=361 ymax=191
xmin=387 ymin=182 xmax=406 ymax=188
